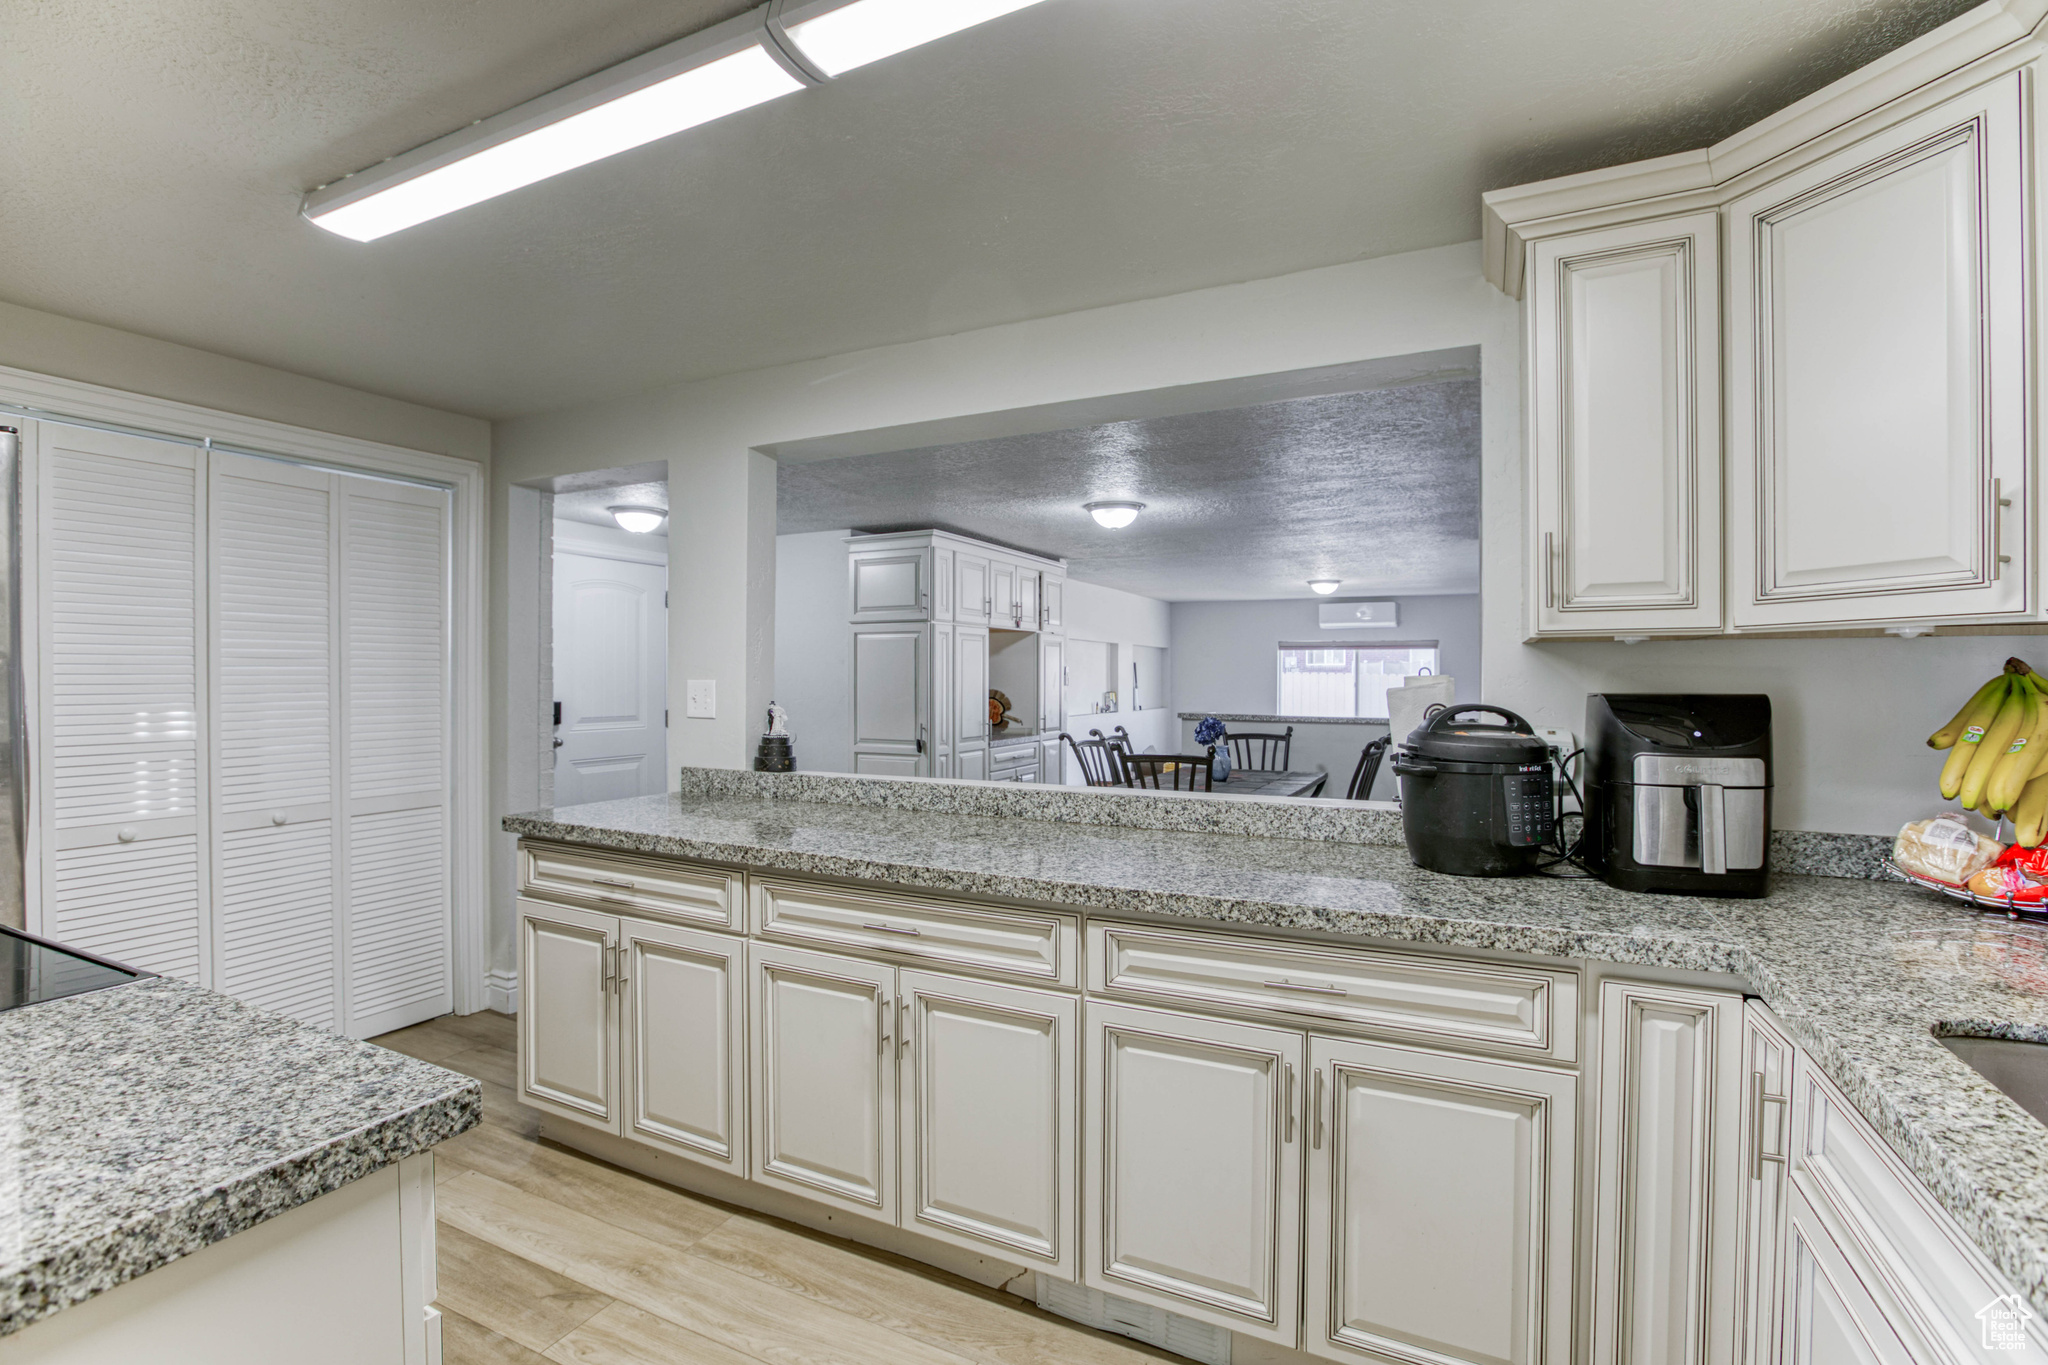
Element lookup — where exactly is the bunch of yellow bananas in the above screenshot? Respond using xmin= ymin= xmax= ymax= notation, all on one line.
xmin=1929 ymin=659 xmax=2048 ymax=845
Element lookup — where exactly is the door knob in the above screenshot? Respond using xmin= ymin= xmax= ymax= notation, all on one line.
xmin=270 ymin=812 xmax=287 ymax=827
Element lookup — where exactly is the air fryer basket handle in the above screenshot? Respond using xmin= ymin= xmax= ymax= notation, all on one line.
xmin=1423 ymin=705 xmax=1535 ymax=736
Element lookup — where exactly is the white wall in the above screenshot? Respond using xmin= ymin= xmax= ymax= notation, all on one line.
xmin=774 ymin=530 xmax=853 ymax=773
xmin=1061 ymin=578 xmax=1174 ymax=778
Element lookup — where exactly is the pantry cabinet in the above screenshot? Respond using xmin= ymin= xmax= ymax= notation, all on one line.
xmin=1302 ymin=1036 xmax=1577 ymax=1365
xmin=849 ymin=623 xmax=929 ymax=777
xmin=1085 ymin=1000 xmax=1305 ymax=1347
xmin=1491 ymin=25 xmax=2042 ymax=638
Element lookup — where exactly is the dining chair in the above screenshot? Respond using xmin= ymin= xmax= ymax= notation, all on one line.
xmin=1345 ymin=736 xmax=1392 ymax=801
xmin=1226 ymin=726 xmax=1293 ymax=773
xmin=1120 ymin=748 xmax=1216 ymax=792
xmin=1061 ymin=732 xmax=1121 ymax=787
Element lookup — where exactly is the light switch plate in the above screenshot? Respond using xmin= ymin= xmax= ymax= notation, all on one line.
xmin=685 ymin=680 xmax=715 ymax=718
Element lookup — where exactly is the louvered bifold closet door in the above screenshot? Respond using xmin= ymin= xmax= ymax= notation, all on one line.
xmin=37 ymin=424 xmax=207 ymax=980
xmin=340 ymin=477 xmax=452 ymax=1037
xmin=209 ymin=453 xmax=339 ymax=1028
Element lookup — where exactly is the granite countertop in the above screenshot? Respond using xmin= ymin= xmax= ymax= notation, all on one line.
xmin=0 ymin=977 xmax=480 ymax=1337
xmin=507 ymin=789 xmax=2048 ymax=1316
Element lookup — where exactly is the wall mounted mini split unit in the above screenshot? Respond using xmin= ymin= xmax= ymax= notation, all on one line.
xmin=1319 ymin=600 xmax=1397 ymax=629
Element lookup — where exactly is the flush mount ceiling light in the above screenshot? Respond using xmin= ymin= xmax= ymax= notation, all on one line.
xmin=1309 ymin=580 xmax=1341 ymax=595
xmin=609 ymin=504 xmax=670 ymax=534
xmin=301 ymin=0 xmax=1054 ymax=241
xmin=1085 ymin=501 xmax=1146 ymax=530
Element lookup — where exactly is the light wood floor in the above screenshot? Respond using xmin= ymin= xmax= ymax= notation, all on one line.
xmin=372 ymin=1012 xmax=1175 ymax=1365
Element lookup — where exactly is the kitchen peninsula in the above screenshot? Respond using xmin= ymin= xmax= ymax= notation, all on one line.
xmin=506 ymin=768 xmax=2048 ymax=1365
xmin=0 ymin=976 xmax=478 ymax=1363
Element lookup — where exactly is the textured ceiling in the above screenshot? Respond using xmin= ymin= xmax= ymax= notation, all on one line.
xmin=777 ymin=378 xmax=1481 ymax=601
xmin=1 ymin=0 xmax=1979 ymax=419
xmin=554 ymin=479 xmax=669 ymax=534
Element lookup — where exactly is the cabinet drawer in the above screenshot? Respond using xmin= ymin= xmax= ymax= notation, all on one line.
xmin=989 ymin=743 xmax=1037 ymax=773
xmin=521 ymin=841 xmax=742 ymax=930
xmin=751 ymin=877 xmax=1076 ymax=987
xmin=1087 ymin=922 xmax=1575 ymax=1059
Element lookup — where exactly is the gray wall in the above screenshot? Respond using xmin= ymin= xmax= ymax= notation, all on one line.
xmin=774 ymin=530 xmax=853 ymax=774
xmin=1170 ymin=594 xmax=1479 ymax=794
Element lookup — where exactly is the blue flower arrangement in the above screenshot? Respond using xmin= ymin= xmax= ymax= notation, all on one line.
xmin=1194 ymin=716 xmax=1227 ymax=747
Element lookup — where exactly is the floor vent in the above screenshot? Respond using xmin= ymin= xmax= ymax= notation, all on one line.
xmin=1033 ymin=1278 xmax=1231 ymax=1364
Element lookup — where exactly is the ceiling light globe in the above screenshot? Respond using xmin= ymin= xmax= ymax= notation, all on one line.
xmin=1308 ymin=580 xmax=1340 ymax=595
xmin=609 ymin=504 xmax=669 ymax=534
xmin=1085 ymin=501 xmax=1145 ymax=530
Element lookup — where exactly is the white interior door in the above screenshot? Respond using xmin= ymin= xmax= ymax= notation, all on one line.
xmin=749 ymin=941 xmax=897 ymax=1221
xmin=623 ymin=916 xmax=746 ymax=1173
xmin=1085 ymin=1000 xmax=1304 ymax=1347
xmin=209 ymin=453 xmax=338 ymax=1028
xmin=553 ymin=548 xmax=668 ymax=805
xmin=341 ymin=478 xmax=453 ymax=1037
xmin=1303 ymin=1036 xmax=1576 ymax=1365
xmin=898 ymin=969 xmax=1077 ymax=1275
xmin=35 ymin=421 xmax=209 ymax=981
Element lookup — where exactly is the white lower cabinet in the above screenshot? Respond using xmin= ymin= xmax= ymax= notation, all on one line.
xmin=1780 ymin=1179 xmax=1914 ymax=1365
xmin=518 ymin=897 xmax=746 ymax=1174
xmin=1738 ymin=1002 xmax=1795 ymax=1365
xmin=517 ymin=898 xmax=619 ymax=1130
xmin=1589 ymin=980 xmax=1746 ymax=1365
xmin=1303 ymin=1037 xmax=1577 ymax=1365
xmin=899 ymin=969 xmax=1078 ymax=1277
xmin=749 ymin=941 xmax=899 ymax=1219
xmin=622 ymin=917 xmax=747 ymax=1173
xmin=1085 ymin=1001 xmax=1305 ymax=1347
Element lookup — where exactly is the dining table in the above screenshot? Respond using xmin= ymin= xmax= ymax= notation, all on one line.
xmin=1215 ymin=768 xmax=1329 ymax=798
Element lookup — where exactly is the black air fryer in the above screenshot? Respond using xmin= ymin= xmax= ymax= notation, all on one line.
xmin=1585 ymin=694 xmax=1772 ymax=898
xmin=1392 ymin=706 xmax=1555 ymax=877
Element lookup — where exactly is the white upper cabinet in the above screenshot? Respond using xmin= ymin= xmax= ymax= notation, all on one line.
xmin=1492 ymin=22 xmax=2042 ymax=638
xmin=1528 ymin=211 xmax=1722 ymax=637
xmin=955 ymin=552 xmax=991 ymax=627
xmin=1041 ymin=571 xmax=1064 ymax=632
xmin=1726 ymin=70 xmax=2029 ymax=629
xmin=990 ymin=560 xmax=1017 ymax=628
xmin=1016 ymin=569 xmax=1039 ymax=633
xmin=849 ymin=546 xmax=931 ymax=623
xmin=932 ymin=545 xmax=954 ymax=622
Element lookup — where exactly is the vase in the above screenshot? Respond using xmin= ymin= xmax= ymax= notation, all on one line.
xmin=1213 ymin=749 xmax=1231 ymax=783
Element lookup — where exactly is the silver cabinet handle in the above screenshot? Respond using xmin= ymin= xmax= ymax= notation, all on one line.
xmin=591 ymin=876 xmax=635 ymax=889
xmin=1995 ymin=478 xmax=2014 ymax=578
xmin=1751 ymin=1070 xmax=1788 ymax=1179
xmin=861 ymin=921 xmax=922 ymax=936
xmin=1283 ymin=1062 xmax=1296 ymax=1144
xmin=878 ymin=994 xmax=892 ymax=1054
xmin=1313 ymin=1069 xmax=1326 ymax=1150
xmin=899 ymin=1000 xmax=912 ymax=1057
xmin=1544 ymin=530 xmax=1559 ymax=608
xmin=1262 ymin=978 xmax=1347 ymax=996
xmin=597 ymin=893 xmax=632 ymax=905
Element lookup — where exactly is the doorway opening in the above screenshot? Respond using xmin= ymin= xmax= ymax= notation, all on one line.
xmin=549 ymin=472 xmax=670 ymax=805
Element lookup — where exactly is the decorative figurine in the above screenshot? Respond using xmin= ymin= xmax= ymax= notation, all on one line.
xmin=755 ymin=701 xmax=795 ymax=772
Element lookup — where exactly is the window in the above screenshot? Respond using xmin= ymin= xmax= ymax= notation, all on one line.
xmin=1276 ymin=642 xmax=1439 ymax=719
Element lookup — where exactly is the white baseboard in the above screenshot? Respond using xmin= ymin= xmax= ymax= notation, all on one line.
xmin=483 ymin=970 xmax=517 ymax=1015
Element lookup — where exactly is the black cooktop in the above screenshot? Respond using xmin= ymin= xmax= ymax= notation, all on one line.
xmin=0 ymin=926 xmax=144 ymax=1011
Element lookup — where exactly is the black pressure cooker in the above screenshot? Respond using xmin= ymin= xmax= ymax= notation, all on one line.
xmin=1391 ymin=705 xmax=1556 ymax=877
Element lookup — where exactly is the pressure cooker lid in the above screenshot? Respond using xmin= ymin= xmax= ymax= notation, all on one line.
xmin=1404 ymin=705 xmax=1550 ymax=765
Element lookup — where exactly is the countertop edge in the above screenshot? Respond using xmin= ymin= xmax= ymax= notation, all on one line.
xmin=0 ymin=1079 xmax=481 ymax=1338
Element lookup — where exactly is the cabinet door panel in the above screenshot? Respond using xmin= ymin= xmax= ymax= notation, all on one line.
xmin=1042 ymin=573 xmax=1064 ymax=631
xmin=900 ymin=970 xmax=1076 ymax=1274
xmin=849 ymin=550 xmax=928 ymax=622
xmin=1591 ymin=981 xmax=1745 ymax=1365
xmin=933 ymin=546 xmax=954 ymax=622
xmin=956 ymin=555 xmax=990 ymax=626
xmin=1305 ymin=1038 xmax=1575 ymax=1365
xmin=1728 ymin=71 xmax=2027 ymax=627
xmin=624 ymin=917 xmax=745 ymax=1173
xmin=517 ymin=899 xmax=618 ymax=1132
xmin=933 ymin=624 xmax=954 ymax=751
xmin=750 ymin=942 xmax=897 ymax=1220
xmin=1017 ymin=570 xmax=1039 ymax=632
xmin=1528 ymin=211 xmax=1721 ymax=636
xmin=1739 ymin=1003 xmax=1795 ymax=1365
xmin=851 ymin=625 xmax=927 ymax=762
xmin=990 ymin=562 xmax=1016 ymax=627
xmin=956 ymin=628 xmax=989 ymax=751
xmin=1781 ymin=1183 xmax=1913 ymax=1365
xmin=1085 ymin=1001 xmax=1302 ymax=1346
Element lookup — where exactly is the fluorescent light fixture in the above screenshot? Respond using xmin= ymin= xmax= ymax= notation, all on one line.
xmin=1085 ymin=501 xmax=1145 ymax=530
xmin=609 ymin=504 xmax=669 ymax=534
xmin=1308 ymin=579 xmax=1340 ymax=595
xmin=775 ymin=0 xmax=1052 ymax=78
xmin=303 ymin=10 xmax=807 ymax=241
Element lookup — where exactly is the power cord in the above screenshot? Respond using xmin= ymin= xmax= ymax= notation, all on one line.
xmin=1537 ymin=747 xmax=1596 ymax=878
